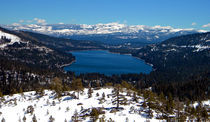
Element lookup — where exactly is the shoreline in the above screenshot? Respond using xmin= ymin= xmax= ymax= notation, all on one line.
xmin=60 ymin=60 xmax=76 ymax=68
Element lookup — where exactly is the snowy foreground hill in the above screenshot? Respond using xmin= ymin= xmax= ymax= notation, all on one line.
xmin=0 ymin=87 xmax=209 ymax=122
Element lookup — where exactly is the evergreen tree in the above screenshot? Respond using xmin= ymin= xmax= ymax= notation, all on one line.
xmin=32 ymin=114 xmax=37 ymax=122
xmin=51 ymin=77 xmax=63 ymax=97
xmin=195 ymin=102 xmax=202 ymax=121
xmin=201 ymin=106 xmax=208 ymax=121
xmin=1 ymin=118 xmax=5 ymax=122
xmin=49 ymin=115 xmax=55 ymax=122
xmin=102 ymin=92 xmax=105 ymax=99
xmin=71 ymin=110 xmax=79 ymax=122
xmin=90 ymin=108 xmax=99 ymax=122
xmin=112 ymin=84 xmax=126 ymax=109
xmin=87 ymin=87 xmax=93 ymax=98
xmin=22 ymin=115 xmax=26 ymax=122
xmin=121 ymin=80 xmax=131 ymax=89
xmin=159 ymin=92 xmax=165 ymax=103
xmin=0 ymin=91 xmax=3 ymax=97
xmin=174 ymin=99 xmax=184 ymax=121
xmin=132 ymin=92 xmax=138 ymax=103
xmin=71 ymin=78 xmax=84 ymax=99
xmin=166 ymin=93 xmax=174 ymax=114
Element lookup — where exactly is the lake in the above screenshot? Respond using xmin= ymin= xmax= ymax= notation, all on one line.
xmin=64 ymin=50 xmax=152 ymax=75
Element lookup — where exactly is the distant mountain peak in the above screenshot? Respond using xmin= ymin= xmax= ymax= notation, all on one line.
xmin=2 ymin=23 xmax=208 ymax=44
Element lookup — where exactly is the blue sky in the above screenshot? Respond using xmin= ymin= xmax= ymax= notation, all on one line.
xmin=0 ymin=0 xmax=210 ymax=30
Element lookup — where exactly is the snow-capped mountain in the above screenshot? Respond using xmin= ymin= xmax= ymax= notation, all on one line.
xmin=2 ymin=23 xmax=207 ymax=44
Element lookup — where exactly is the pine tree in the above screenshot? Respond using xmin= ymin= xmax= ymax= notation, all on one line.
xmin=87 ymin=87 xmax=93 ymax=98
xmin=64 ymin=119 xmax=67 ymax=122
xmin=1 ymin=118 xmax=5 ymax=122
xmin=121 ymin=80 xmax=131 ymax=89
xmin=90 ymin=108 xmax=99 ymax=122
xmin=22 ymin=115 xmax=26 ymax=122
xmin=201 ymin=106 xmax=208 ymax=121
xmin=0 ymin=91 xmax=3 ymax=97
xmin=147 ymin=109 xmax=153 ymax=119
xmin=96 ymin=92 xmax=99 ymax=97
xmin=166 ymin=93 xmax=174 ymax=114
xmin=102 ymin=92 xmax=105 ymax=99
xmin=49 ymin=115 xmax=55 ymax=122
xmin=112 ymin=84 xmax=126 ymax=109
xmin=51 ymin=77 xmax=63 ymax=97
xmin=32 ymin=114 xmax=37 ymax=122
xmin=99 ymin=92 xmax=106 ymax=104
xmin=159 ymin=92 xmax=165 ymax=103
xmin=132 ymin=92 xmax=138 ymax=103
xmin=71 ymin=78 xmax=84 ymax=99
xmin=195 ymin=102 xmax=202 ymax=121
xmin=99 ymin=115 xmax=106 ymax=122
xmin=71 ymin=110 xmax=79 ymax=122
xmin=174 ymin=99 xmax=184 ymax=121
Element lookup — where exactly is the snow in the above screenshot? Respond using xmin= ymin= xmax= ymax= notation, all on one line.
xmin=0 ymin=88 xmax=162 ymax=122
xmin=0 ymin=30 xmax=21 ymax=48
xmin=192 ymin=100 xmax=210 ymax=108
xmin=165 ymin=48 xmax=177 ymax=52
xmin=3 ymin=23 xmax=206 ymax=38
xmin=193 ymin=45 xmax=210 ymax=52
xmin=168 ymin=44 xmax=210 ymax=52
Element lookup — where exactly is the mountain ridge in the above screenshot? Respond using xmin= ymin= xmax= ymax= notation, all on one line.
xmin=2 ymin=23 xmax=207 ymax=44
xmin=133 ymin=32 xmax=210 ymax=81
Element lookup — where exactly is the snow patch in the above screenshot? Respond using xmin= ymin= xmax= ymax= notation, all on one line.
xmin=0 ymin=30 xmax=21 ymax=48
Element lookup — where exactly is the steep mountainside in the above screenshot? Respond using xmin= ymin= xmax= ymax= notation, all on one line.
xmin=133 ymin=32 xmax=210 ymax=81
xmin=0 ymin=27 xmax=75 ymax=71
xmin=2 ymin=23 xmax=206 ymax=45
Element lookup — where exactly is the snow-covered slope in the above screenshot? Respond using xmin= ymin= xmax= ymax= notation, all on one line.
xmin=0 ymin=88 xmax=160 ymax=122
xmin=0 ymin=87 xmax=209 ymax=122
xmin=0 ymin=30 xmax=21 ymax=48
xmin=2 ymin=23 xmax=207 ymax=44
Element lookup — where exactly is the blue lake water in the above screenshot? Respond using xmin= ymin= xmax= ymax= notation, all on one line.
xmin=64 ymin=50 xmax=152 ymax=75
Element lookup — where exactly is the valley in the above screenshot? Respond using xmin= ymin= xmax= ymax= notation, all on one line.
xmin=0 ymin=26 xmax=209 ymax=122
xmin=1 ymin=0 xmax=210 ymax=121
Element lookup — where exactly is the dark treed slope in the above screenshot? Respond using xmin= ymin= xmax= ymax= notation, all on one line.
xmin=0 ymin=27 xmax=75 ymax=71
xmin=131 ymin=32 xmax=210 ymax=101
xmin=133 ymin=32 xmax=210 ymax=82
xmin=18 ymin=31 xmax=103 ymax=51
xmin=0 ymin=27 xmax=101 ymax=95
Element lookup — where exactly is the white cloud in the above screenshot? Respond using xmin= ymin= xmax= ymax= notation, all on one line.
xmin=12 ymin=23 xmax=20 ymax=26
xmin=192 ymin=22 xmax=196 ymax=26
xmin=19 ymin=20 xmax=24 ymax=23
xmin=202 ymin=23 xmax=210 ymax=28
xmin=59 ymin=22 xmax=64 ymax=24
xmin=34 ymin=18 xmax=47 ymax=25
